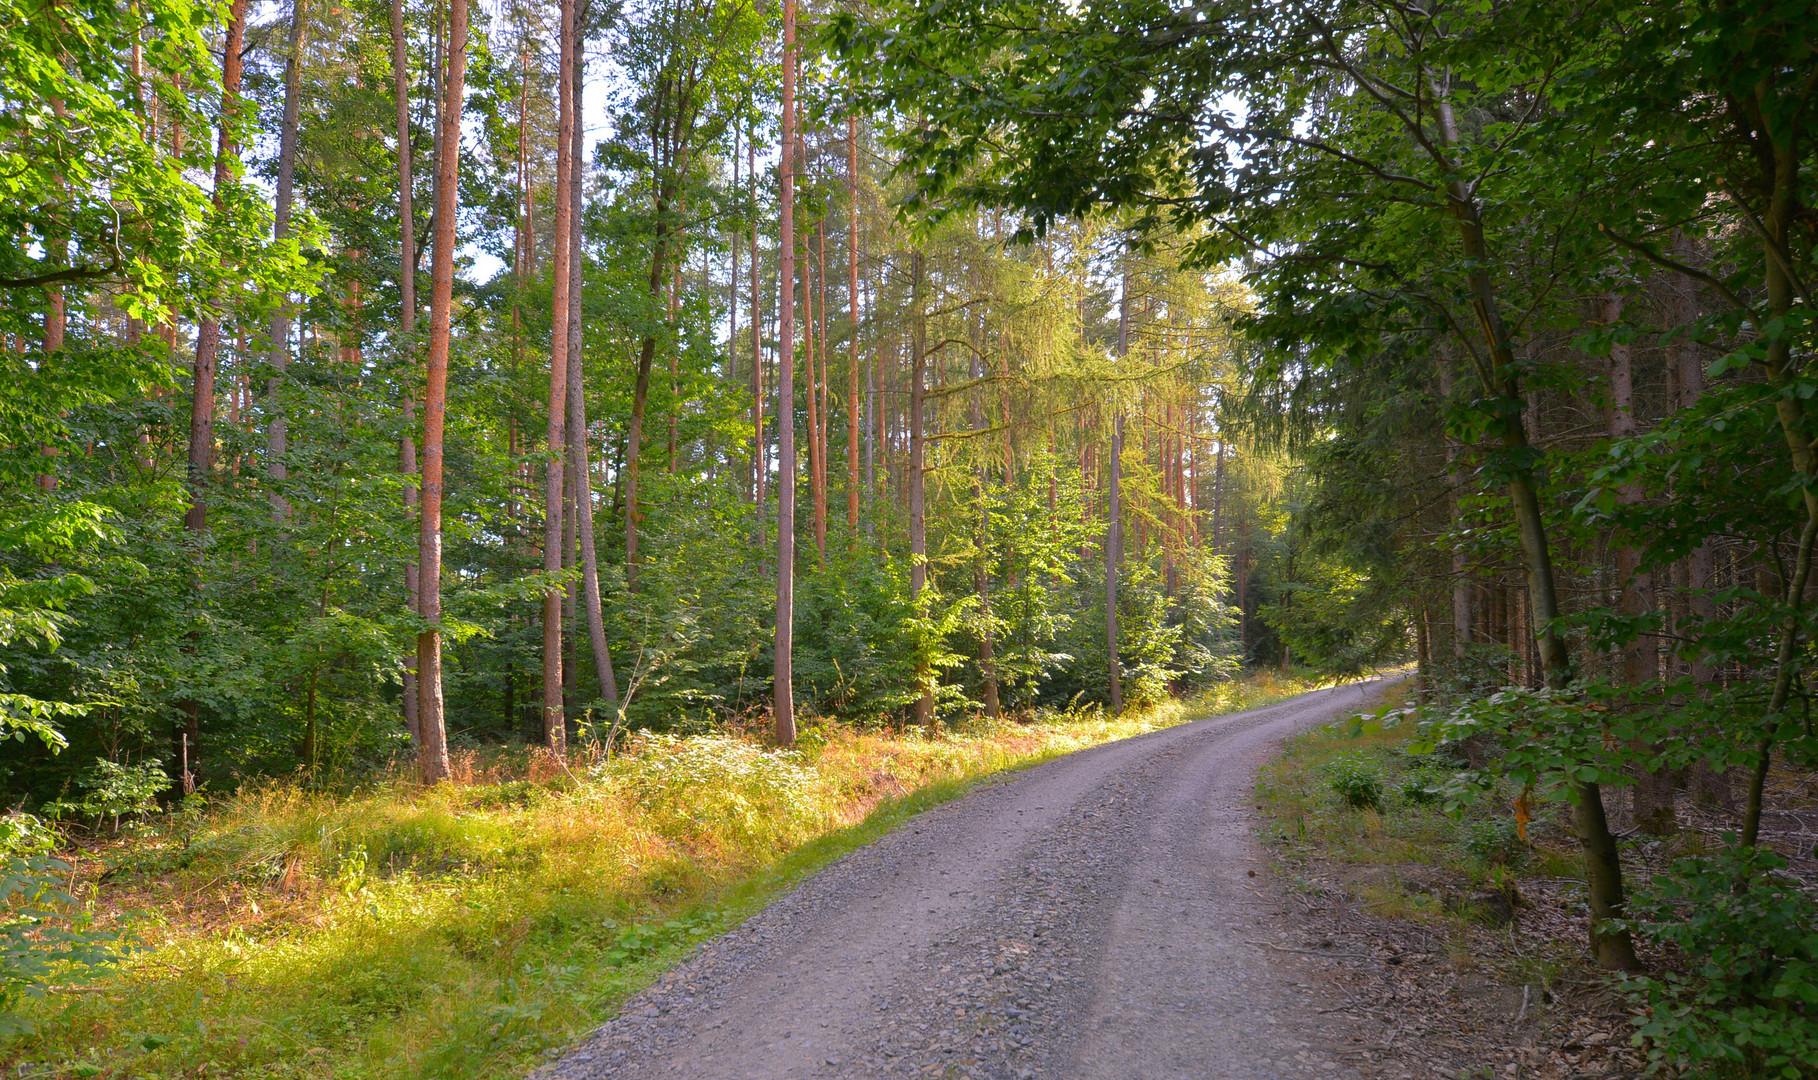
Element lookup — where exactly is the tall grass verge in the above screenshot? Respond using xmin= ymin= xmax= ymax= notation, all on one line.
xmin=10 ymin=670 xmax=1324 ymax=1079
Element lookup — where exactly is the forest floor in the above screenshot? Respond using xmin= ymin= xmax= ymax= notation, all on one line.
xmin=537 ymin=678 xmax=1399 ymax=1080
xmin=4 ymin=670 xmax=1325 ymax=1080
xmin=1254 ymin=689 xmax=1818 ymax=1080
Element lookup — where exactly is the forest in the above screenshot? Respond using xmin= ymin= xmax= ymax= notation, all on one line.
xmin=1 ymin=0 xmax=1816 ymax=1075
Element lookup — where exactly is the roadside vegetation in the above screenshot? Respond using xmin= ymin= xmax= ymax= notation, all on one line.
xmin=1 ymin=671 xmax=1319 ymax=1080
xmin=1261 ymin=691 xmax=1818 ymax=1079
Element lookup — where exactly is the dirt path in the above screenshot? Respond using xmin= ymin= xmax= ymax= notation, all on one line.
xmin=539 ymin=682 xmax=1398 ymax=1080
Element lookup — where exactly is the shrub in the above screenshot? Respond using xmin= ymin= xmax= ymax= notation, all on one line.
xmin=1 ymin=836 xmax=130 ymax=1034
xmin=1621 ymin=847 xmax=1818 ymax=1079
xmin=43 ymin=758 xmax=170 ymax=831
xmin=1464 ymin=818 xmax=1528 ymax=866
xmin=1399 ymin=772 xmax=1441 ymax=806
xmin=1321 ymin=754 xmax=1386 ymax=811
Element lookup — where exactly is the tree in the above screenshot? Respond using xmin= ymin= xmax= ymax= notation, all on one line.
xmin=832 ymin=0 xmax=1646 ymax=971
xmin=774 ymin=0 xmax=799 ymax=747
xmin=416 ymin=0 xmax=470 ymax=784
xmin=542 ymin=0 xmax=578 ymax=753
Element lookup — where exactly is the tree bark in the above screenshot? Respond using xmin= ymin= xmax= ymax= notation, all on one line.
xmin=803 ymin=233 xmax=823 ymax=562
xmin=177 ymin=0 xmax=249 ymax=792
xmin=750 ymin=125 xmax=765 ymax=530
xmin=1439 ymin=364 xmax=1471 ymax=663
xmin=847 ymin=112 xmax=863 ymax=534
xmin=911 ymin=250 xmax=933 ymax=733
xmin=1106 ymin=270 xmax=1129 ymax=712
xmin=541 ymin=0 xmax=577 ymax=753
xmin=389 ymin=0 xmax=419 ymax=743
xmin=1434 ymin=95 xmax=1636 ymax=970
xmin=774 ymin=0 xmax=798 ymax=747
xmin=267 ymin=0 xmax=305 ymax=502
xmin=187 ymin=0 xmax=248 ymax=540
xmin=815 ymin=224 xmax=829 ymax=555
xmin=416 ymin=0 xmax=469 ymax=785
xmin=1604 ymin=291 xmax=1673 ymax=834
xmin=1741 ymin=129 xmax=1818 ymax=855
xmin=565 ymin=37 xmax=619 ymax=714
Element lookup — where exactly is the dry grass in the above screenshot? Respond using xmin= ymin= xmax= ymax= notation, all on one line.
xmin=7 ymin=671 xmax=1322 ymax=1080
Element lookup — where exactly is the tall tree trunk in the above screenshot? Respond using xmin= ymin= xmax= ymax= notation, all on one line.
xmin=416 ymin=0 xmax=469 ymax=785
xmin=803 ymin=233 xmax=824 ymax=563
xmin=565 ymin=39 xmax=619 ymax=713
xmin=1604 ymin=293 xmax=1655 ymax=688
xmin=730 ymin=125 xmax=741 ymax=413
xmin=1668 ymin=244 xmax=1726 ymax=805
xmin=1211 ymin=436 xmax=1225 ymax=556
xmin=750 ymin=126 xmax=765 ymax=531
xmin=667 ymin=260 xmax=680 ymax=471
xmin=626 ymin=218 xmax=669 ymax=592
xmin=389 ymin=0 xmax=419 ymax=743
xmin=910 ymin=250 xmax=932 ymax=733
xmin=774 ymin=0 xmax=798 ymax=747
xmin=541 ymin=0 xmax=577 ymax=753
xmin=268 ymin=0 xmax=305 ymax=506
xmin=1436 ymin=364 xmax=1471 ymax=662
xmin=972 ymin=337 xmax=999 ymax=718
xmin=1106 ymin=271 xmax=1128 ymax=712
xmin=426 ymin=0 xmax=442 ymax=273
xmin=865 ymin=274 xmax=877 ymax=501
xmin=1435 ymin=95 xmax=1635 ymax=970
xmin=1740 ymin=133 xmax=1818 ymax=856
xmin=179 ymin=0 xmax=249 ymax=793
xmin=815 ymin=223 xmax=829 ymax=555
xmin=1605 ymin=292 xmax=1673 ymax=833
xmin=42 ymin=93 xmax=67 ymax=363
xmin=847 ymin=112 xmax=862 ymax=533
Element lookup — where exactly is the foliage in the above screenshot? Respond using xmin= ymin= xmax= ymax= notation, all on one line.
xmin=1462 ymin=819 xmax=1527 ymax=868
xmin=1622 ymin=848 xmax=1818 ymax=1080
xmin=0 ymin=853 xmax=126 ymax=1037
xmin=41 ymin=759 xmax=169 ymax=828
xmin=1320 ymin=753 xmax=1386 ymax=812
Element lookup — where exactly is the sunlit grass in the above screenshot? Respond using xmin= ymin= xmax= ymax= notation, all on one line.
xmin=9 ymin=670 xmax=1325 ymax=1080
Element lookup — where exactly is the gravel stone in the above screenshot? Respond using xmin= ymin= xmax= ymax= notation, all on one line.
xmin=535 ymin=682 xmax=1399 ymax=1080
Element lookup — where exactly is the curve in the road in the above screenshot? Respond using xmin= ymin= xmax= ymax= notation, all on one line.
xmin=538 ymin=680 xmax=1395 ymax=1080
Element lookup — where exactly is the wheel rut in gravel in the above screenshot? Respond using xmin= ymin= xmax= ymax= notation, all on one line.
xmin=538 ymin=681 xmax=1396 ymax=1080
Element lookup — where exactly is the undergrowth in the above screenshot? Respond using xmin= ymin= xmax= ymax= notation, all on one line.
xmin=4 ymin=669 xmax=1321 ymax=1079
xmin=1255 ymin=685 xmax=1577 ymax=930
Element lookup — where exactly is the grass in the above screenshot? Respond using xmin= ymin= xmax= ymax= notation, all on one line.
xmin=7 ymin=670 xmax=1324 ymax=1080
xmin=1255 ymin=682 xmax=1581 ymax=928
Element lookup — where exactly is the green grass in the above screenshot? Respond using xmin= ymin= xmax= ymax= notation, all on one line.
xmin=1255 ymin=684 xmax=1583 ymax=927
xmin=8 ymin=670 xmax=1324 ymax=1080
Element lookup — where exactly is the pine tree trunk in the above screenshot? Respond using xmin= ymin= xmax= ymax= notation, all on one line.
xmin=416 ymin=0 xmax=469 ymax=785
xmin=750 ymin=126 xmax=765 ymax=531
xmin=802 ymin=239 xmax=823 ymax=563
xmin=1605 ymin=292 xmax=1674 ymax=833
xmin=541 ymin=0 xmax=577 ymax=754
xmin=815 ymin=223 xmax=829 ymax=555
xmin=268 ymin=0 xmax=305 ymax=503
xmin=774 ymin=0 xmax=799 ymax=747
xmin=847 ymin=112 xmax=862 ymax=533
xmin=1742 ymin=135 xmax=1818 ymax=856
xmin=565 ymin=36 xmax=619 ymax=713
xmin=1105 ymin=270 xmax=1129 ymax=712
xmin=389 ymin=0 xmax=419 ymax=743
xmin=178 ymin=0 xmax=249 ymax=793
xmin=911 ymin=250 xmax=933 ymax=734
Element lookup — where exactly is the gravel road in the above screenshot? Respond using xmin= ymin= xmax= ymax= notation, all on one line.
xmin=539 ymin=681 xmax=1398 ymax=1080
